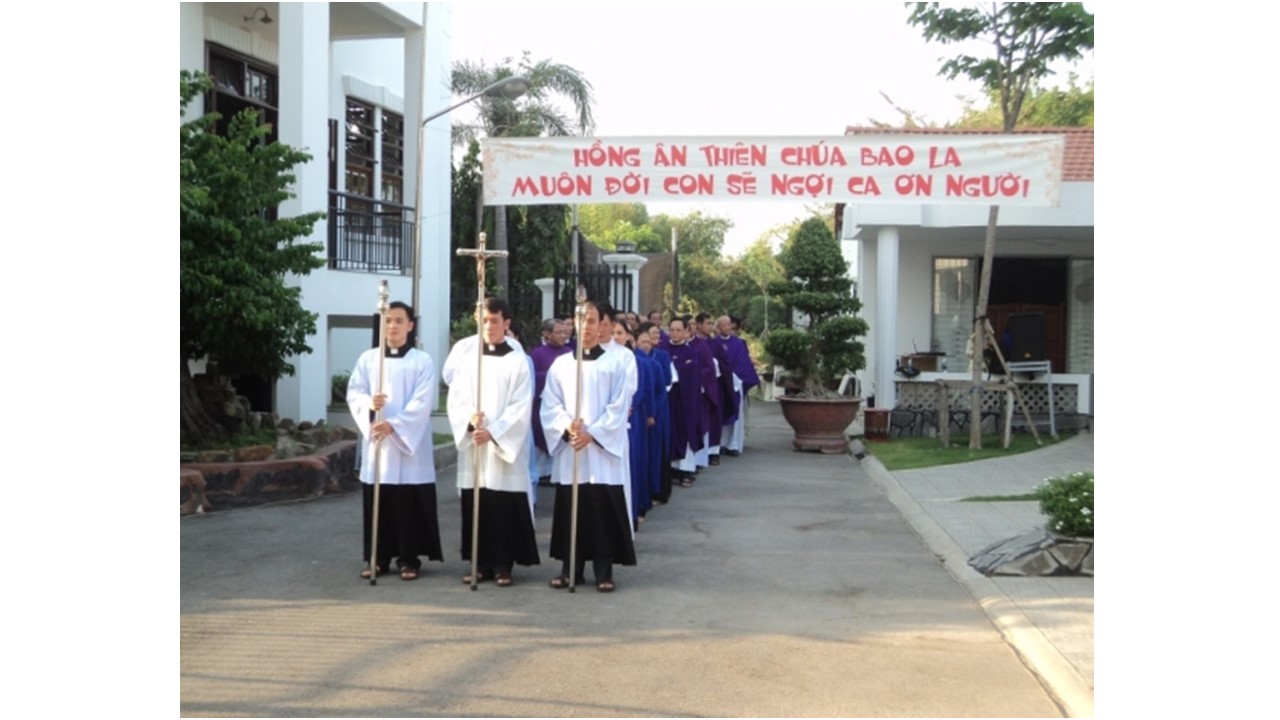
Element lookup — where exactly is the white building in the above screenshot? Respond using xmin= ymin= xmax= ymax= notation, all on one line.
xmin=841 ymin=127 xmax=1094 ymax=424
xmin=180 ymin=2 xmax=456 ymax=423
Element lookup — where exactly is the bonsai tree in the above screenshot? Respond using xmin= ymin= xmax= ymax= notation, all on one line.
xmin=764 ymin=217 xmax=868 ymax=397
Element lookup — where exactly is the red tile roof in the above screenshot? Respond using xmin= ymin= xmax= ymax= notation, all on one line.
xmin=843 ymin=126 xmax=1093 ymax=182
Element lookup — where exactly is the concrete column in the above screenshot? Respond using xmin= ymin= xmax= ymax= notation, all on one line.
xmin=180 ymin=4 xmax=205 ymax=117
xmin=875 ymin=227 xmax=900 ymax=410
xmin=601 ymin=253 xmax=648 ymax=312
xmin=274 ymin=2 xmax=330 ymax=423
xmin=534 ymin=278 xmax=556 ymax=320
xmin=418 ymin=3 xmax=454 ymax=381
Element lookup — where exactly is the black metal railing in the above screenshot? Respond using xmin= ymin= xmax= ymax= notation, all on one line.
xmin=552 ymin=263 xmax=634 ymax=318
xmin=327 ymin=191 xmax=416 ymax=274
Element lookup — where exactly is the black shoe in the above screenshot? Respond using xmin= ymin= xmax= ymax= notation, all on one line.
xmin=724 ymin=449 xmax=741 ymax=457
xmin=709 ymin=455 xmax=720 ymax=466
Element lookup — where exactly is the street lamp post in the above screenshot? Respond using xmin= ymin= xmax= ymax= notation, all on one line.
xmin=410 ymin=75 xmax=530 ymax=325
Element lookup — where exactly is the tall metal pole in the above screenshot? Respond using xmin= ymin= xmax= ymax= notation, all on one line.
xmin=368 ymin=280 xmax=391 ymax=585
xmin=568 ymin=285 xmax=588 ymax=593
xmin=572 ymin=204 xmax=581 ymax=282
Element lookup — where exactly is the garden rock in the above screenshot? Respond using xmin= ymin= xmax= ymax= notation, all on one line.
xmin=968 ymin=528 xmax=1093 ymax=576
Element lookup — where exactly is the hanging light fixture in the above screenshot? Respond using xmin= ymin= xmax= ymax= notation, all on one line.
xmin=244 ymin=7 xmax=273 ymax=24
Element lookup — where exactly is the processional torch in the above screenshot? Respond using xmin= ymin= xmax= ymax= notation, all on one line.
xmin=569 ymin=286 xmax=588 ymax=593
xmin=457 ymin=232 xmax=507 ymax=591
xmin=368 ymin=280 xmax=390 ymax=586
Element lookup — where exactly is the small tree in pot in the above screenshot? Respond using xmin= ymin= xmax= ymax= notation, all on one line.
xmin=764 ymin=217 xmax=869 ymax=451
xmin=766 ymin=217 xmax=868 ymax=396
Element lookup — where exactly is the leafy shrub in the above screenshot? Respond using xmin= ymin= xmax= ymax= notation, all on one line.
xmin=331 ymin=371 xmax=351 ymax=405
xmin=451 ymin=313 xmax=477 ymax=345
xmin=1035 ymin=471 xmax=1093 ymax=537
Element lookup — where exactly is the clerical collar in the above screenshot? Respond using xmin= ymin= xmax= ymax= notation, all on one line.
xmin=483 ymin=341 xmax=513 ymax=357
xmin=384 ymin=343 xmax=409 ymax=358
xmin=582 ymin=345 xmax=606 ymax=361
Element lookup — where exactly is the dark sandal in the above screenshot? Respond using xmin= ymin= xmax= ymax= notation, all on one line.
xmin=596 ymin=580 xmax=616 ymax=593
xmin=495 ymin=573 xmax=513 ymax=587
xmin=678 ymin=478 xmax=694 ymax=488
xmin=359 ymin=565 xmax=383 ymax=579
xmin=462 ymin=572 xmax=490 ymax=585
xmin=399 ymin=566 xmax=418 ymax=581
xmin=549 ymin=575 xmax=570 ymax=590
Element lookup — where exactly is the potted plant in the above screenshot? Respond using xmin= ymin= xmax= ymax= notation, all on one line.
xmin=764 ymin=217 xmax=869 ymax=452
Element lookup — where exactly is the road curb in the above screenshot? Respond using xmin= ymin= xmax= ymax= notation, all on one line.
xmin=859 ymin=454 xmax=1095 ymax=718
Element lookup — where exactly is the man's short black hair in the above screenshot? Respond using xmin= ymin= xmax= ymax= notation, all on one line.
xmin=596 ymin=302 xmax=617 ymax=322
xmin=483 ymin=297 xmax=510 ymax=318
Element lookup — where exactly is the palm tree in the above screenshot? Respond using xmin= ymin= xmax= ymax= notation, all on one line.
xmin=452 ymin=53 xmax=596 ymax=296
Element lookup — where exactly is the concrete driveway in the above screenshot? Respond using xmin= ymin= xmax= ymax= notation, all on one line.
xmin=181 ymin=405 xmax=1062 ymax=717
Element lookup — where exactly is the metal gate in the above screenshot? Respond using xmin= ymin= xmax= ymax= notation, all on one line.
xmin=551 ymin=263 xmax=633 ymax=318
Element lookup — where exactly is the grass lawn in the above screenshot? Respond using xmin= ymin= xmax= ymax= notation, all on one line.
xmin=865 ymin=431 xmax=1077 ymax=472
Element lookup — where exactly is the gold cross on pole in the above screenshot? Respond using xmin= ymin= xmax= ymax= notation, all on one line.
xmin=456 ymin=231 xmax=509 ymax=297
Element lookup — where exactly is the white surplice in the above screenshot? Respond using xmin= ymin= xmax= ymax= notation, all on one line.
xmin=346 ymin=347 xmax=437 ymax=486
xmin=541 ymin=346 xmax=634 ymax=524
xmin=445 ymin=340 xmax=535 ymax=495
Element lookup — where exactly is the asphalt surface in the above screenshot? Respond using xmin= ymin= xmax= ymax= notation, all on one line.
xmin=181 ymin=403 xmax=1067 ymax=717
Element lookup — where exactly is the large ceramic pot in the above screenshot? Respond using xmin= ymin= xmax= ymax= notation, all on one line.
xmin=776 ymin=396 xmax=863 ymax=453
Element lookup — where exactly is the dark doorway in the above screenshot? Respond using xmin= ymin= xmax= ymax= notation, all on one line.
xmin=985 ymin=257 xmax=1068 ymax=373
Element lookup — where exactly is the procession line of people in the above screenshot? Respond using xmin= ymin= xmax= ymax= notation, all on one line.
xmin=347 ymin=298 xmax=759 ymax=593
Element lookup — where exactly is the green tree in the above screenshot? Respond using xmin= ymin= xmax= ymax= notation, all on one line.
xmin=577 ymin=203 xmax=651 ymax=243
xmin=738 ymin=237 xmax=786 ymax=334
xmin=907 ymin=1 xmax=1093 ymax=448
xmin=764 ymin=218 xmax=867 ymax=396
xmin=451 ymin=53 xmax=596 ymax=296
xmin=450 ymin=140 xmax=486 ymax=318
xmin=955 ymin=73 xmax=1093 ymax=128
xmin=648 ymin=210 xmax=732 ymax=312
xmin=180 ymin=71 xmax=326 ymax=444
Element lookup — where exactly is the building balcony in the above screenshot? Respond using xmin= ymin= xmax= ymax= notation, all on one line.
xmin=327 ymin=191 xmax=415 ymax=275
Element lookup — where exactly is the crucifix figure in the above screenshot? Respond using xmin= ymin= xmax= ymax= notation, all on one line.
xmin=455 ymin=232 xmax=509 ymax=590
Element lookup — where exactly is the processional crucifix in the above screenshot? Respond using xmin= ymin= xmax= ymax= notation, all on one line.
xmin=456 ymin=231 xmax=508 ymax=591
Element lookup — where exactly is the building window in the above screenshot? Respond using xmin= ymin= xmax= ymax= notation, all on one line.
xmin=931 ymin=258 xmax=976 ymax=370
xmin=205 ymin=44 xmax=278 ymax=144
xmin=1067 ymin=259 xmax=1093 ymax=374
xmin=344 ymin=98 xmax=376 ymax=210
xmin=328 ymin=98 xmax=416 ymax=274
xmin=380 ymin=110 xmax=404 ymax=205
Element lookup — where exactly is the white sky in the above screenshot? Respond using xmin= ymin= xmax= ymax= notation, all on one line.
xmin=448 ymin=0 xmax=1095 ymax=256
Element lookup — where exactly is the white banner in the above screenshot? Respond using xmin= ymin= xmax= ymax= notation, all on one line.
xmin=481 ymin=135 xmax=1064 ymax=207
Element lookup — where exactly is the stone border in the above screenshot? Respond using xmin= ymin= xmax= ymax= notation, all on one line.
xmin=181 ymin=440 xmax=459 ymax=515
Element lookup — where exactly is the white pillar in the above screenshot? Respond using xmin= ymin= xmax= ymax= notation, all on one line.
xmin=419 ymin=3 xmax=454 ymax=383
xmin=274 ymin=2 xmax=329 ymax=423
xmin=601 ymin=253 xmax=648 ymax=312
xmin=875 ymin=227 xmax=900 ymax=410
xmin=179 ymin=4 xmax=205 ymax=114
xmin=534 ymin=278 xmax=556 ymax=320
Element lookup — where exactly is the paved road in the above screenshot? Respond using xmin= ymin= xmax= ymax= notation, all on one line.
xmin=181 ymin=406 xmax=1063 ymax=717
